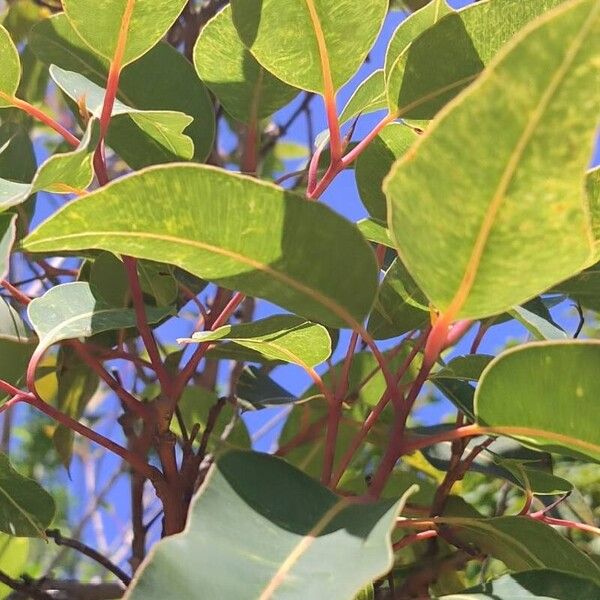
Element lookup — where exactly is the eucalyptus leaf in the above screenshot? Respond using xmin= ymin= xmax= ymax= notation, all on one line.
xmin=0 ymin=25 xmax=20 ymax=108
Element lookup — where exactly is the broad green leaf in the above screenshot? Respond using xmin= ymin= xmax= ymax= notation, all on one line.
xmin=171 ymin=387 xmax=250 ymax=452
xmin=384 ymin=0 xmax=452 ymax=81
xmin=0 ymin=25 xmax=19 ymax=108
xmin=31 ymin=15 xmax=214 ymax=163
xmin=0 ymin=123 xmax=36 ymax=185
xmin=510 ymin=305 xmax=567 ymax=341
xmin=194 ymin=5 xmax=298 ymax=124
xmin=439 ymin=516 xmax=600 ymax=582
xmin=367 ymin=258 xmax=429 ymax=340
xmin=587 ymin=165 xmax=600 ymax=249
xmin=0 ymin=534 xmax=28 ymax=599
xmin=434 ymin=354 xmax=494 ymax=383
xmin=338 ymin=70 xmax=387 ymax=126
xmin=0 ymin=213 xmax=15 ymax=278
xmin=441 ymin=569 xmax=600 ymax=600
xmin=62 ymin=0 xmax=187 ymax=67
xmin=230 ymin=0 xmax=388 ymax=94
xmin=386 ymin=0 xmax=565 ymax=117
xmin=0 ymin=452 xmax=55 ymax=537
xmin=23 ymin=165 xmax=379 ymax=328
xmin=475 ymin=341 xmax=600 ymax=463
xmin=180 ymin=315 xmax=331 ymax=369
xmin=356 ymin=218 xmax=394 ymax=249
xmin=50 ymin=66 xmax=194 ymax=163
xmin=27 ymin=282 xmax=172 ymax=355
xmin=356 ymin=124 xmax=416 ymax=222
xmin=499 ymin=458 xmax=573 ymax=496
xmin=125 ymin=450 xmax=401 ymax=600
xmin=385 ymin=0 xmax=600 ymax=321
xmin=236 ymin=366 xmax=296 ymax=410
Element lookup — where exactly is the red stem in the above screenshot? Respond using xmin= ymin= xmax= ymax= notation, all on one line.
xmin=392 ymin=529 xmax=438 ymax=552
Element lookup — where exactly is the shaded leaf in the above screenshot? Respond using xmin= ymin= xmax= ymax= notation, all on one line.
xmin=23 ymin=165 xmax=379 ymax=328
xmin=236 ymin=366 xmax=296 ymax=410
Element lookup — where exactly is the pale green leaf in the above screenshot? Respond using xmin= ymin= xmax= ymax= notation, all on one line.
xmin=509 ymin=305 xmax=567 ymax=340
xmin=230 ymin=0 xmax=388 ymax=93
xmin=62 ymin=0 xmax=187 ymax=67
xmin=356 ymin=218 xmax=394 ymax=248
xmin=0 ymin=25 xmax=19 ymax=108
xmin=125 ymin=450 xmax=402 ymax=600
xmin=194 ymin=5 xmax=298 ymax=124
xmin=385 ymin=0 xmax=600 ymax=320
xmin=338 ymin=70 xmax=387 ymax=125
xmin=23 ymin=165 xmax=379 ymax=328
xmin=0 ymin=534 xmax=28 ymax=599
xmin=0 ymin=214 xmax=15 ymax=278
xmin=180 ymin=315 xmax=331 ymax=369
xmin=475 ymin=341 xmax=600 ymax=463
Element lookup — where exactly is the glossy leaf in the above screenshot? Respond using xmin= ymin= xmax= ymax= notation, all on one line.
xmin=440 ymin=516 xmax=600 ymax=582
xmin=180 ymin=315 xmax=331 ymax=369
xmin=385 ymin=0 xmax=600 ymax=320
xmin=194 ymin=5 xmax=298 ymax=124
xmin=230 ymin=0 xmax=388 ymax=94
xmin=0 ymin=25 xmax=19 ymax=108
xmin=367 ymin=258 xmax=429 ymax=340
xmin=356 ymin=124 xmax=416 ymax=222
xmin=0 ymin=452 xmax=55 ymax=537
xmin=27 ymin=282 xmax=172 ymax=354
xmin=62 ymin=0 xmax=187 ymax=67
xmin=23 ymin=165 xmax=379 ymax=328
xmin=31 ymin=15 xmax=214 ymax=163
xmin=475 ymin=341 xmax=600 ymax=463
xmin=50 ymin=66 xmax=194 ymax=163
xmin=441 ymin=570 xmax=600 ymax=600
xmin=125 ymin=450 xmax=402 ymax=600
xmin=386 ymin=0 xmax=565 ymax=117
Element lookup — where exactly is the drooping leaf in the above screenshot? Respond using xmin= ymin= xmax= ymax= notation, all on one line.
xmin=50 ymin=66 xmax=194 ymax=163
xmin=440 ymin=569 xmax=600 ymax=600
xmin=475 ymin=341 xmax=600 ymax=463
xmin=180 ymin=316 xmax=331 ymax=369
xmin=439 ymin=516 xmax=600 ymax=583
xmin=31 ymin=15 xmax=215 ymax=163
xmin=62 ymin=0 xmax=187 ymax=67
xmin=236 ymin=366 xmax=297 ymax=410
xmin=230 ymin=0 xmax=388 ymax=94
xmin=367 ymin=258 xmax=429 ymax=340
xmin=23 ymin=165 xmax=379 ymax=328
xmin=385 ymin=0 xmax=600 ymax=321
xmin=125 ymin=450 xmax=402 ymax=600
xmin=355 ymin=123 xmax=416 ymax=222
xmin=0 ymin=25 xmax=20 ymax=108
xmin=194 ymin=5 xmax=298 ymax=124
xmin=27 ymin=282 xmax=172 ymax=355
xmin=0 ymin=452 xmax=55 ymax=537
xmin=509 ymin=304 xmax=567 ymax=340
xmin=386 ymin=0 xmax=565 ymax=117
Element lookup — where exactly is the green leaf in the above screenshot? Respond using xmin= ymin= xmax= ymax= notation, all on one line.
xmin=0 ymin=25 xmax=20 ymax=108
xmin=180 ymin=315 xmax=331 ymax=369
xmin=553 ymin=261 xmax=600 ymax=312
xmin=62 ymin=0 xmax=187 ymax=67
xmin=0 ymin=452 xmax=55 ymax=537
xmin=194 ymin=5 xmax=298 ymax=124
xmin=386 ymin=0 xmax=565 ymax=117
xmin=439 ymin=516 xmax=600 ymax=583
xmin=236 ymin=366 xmax=296 ymax=410
xmin=0 ymin=213 xmax=16 ymax=278
xmin=125 ymin=450 xmax=402 ymax=600
xmin=0 ymin=123 xmax=36 ymax=185
xmin=230 ymin=0 xmax=388 ymax=94
xmin=356 ymin=124 xmax=416 ymax=222
xmin=50 ymin=66 xmax=194 ymax=163
xmin=356 ymin=218 xmax=394 ymax=249
xmin=0 ymin=534 xmax=28 ymax=599
xmin=434 ymin=354 xmax=494 ymax=383
xmin=27 ymin=282 xmax=172 ymax=355
xmin=509 ymin=305 xmax=567 ymax=340
xmin=385 ymin=0 xmax=600 ymax=321
xmin=30 ymin=14 xmax=215 ymax=163
xmin=338 ymin=70 xmax=387 ymax=126
xmin=587 ymin=165 xmax=600 ymax=252
xmin=441 ymin=569 xmax=600 ymax=600
xmin=23 ymin=165 xmax=379 ymax=328
xmin=384 ymin=0 xmax=452 ymax=81
xmin=367 ymin=258 xmax=429 ymax=340
xmin=475 ymin=341 xmax=600 ymax=463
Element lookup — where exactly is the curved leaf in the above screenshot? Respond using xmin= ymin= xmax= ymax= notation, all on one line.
xmin=385 ymin=0 xmax=600 ymax=321
xmin=475 ymin=341 xmax=600 ymax=463
xmin=0 ymin=25 xmax=20 ymax=108
xmin=125 ymin=450 xmax=402 ymax=600
xmin=179 ymin=315 xmax=331 ymax=369
xmin=230 ymin=0 xmax=388 ymax=94
xmin=194 ymin=5 xmax=298 ymax=124
xmin=23 ymin=165 xmax=378 ymax=328
xmin=62 ymin=0 xmax=187 ymax=67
